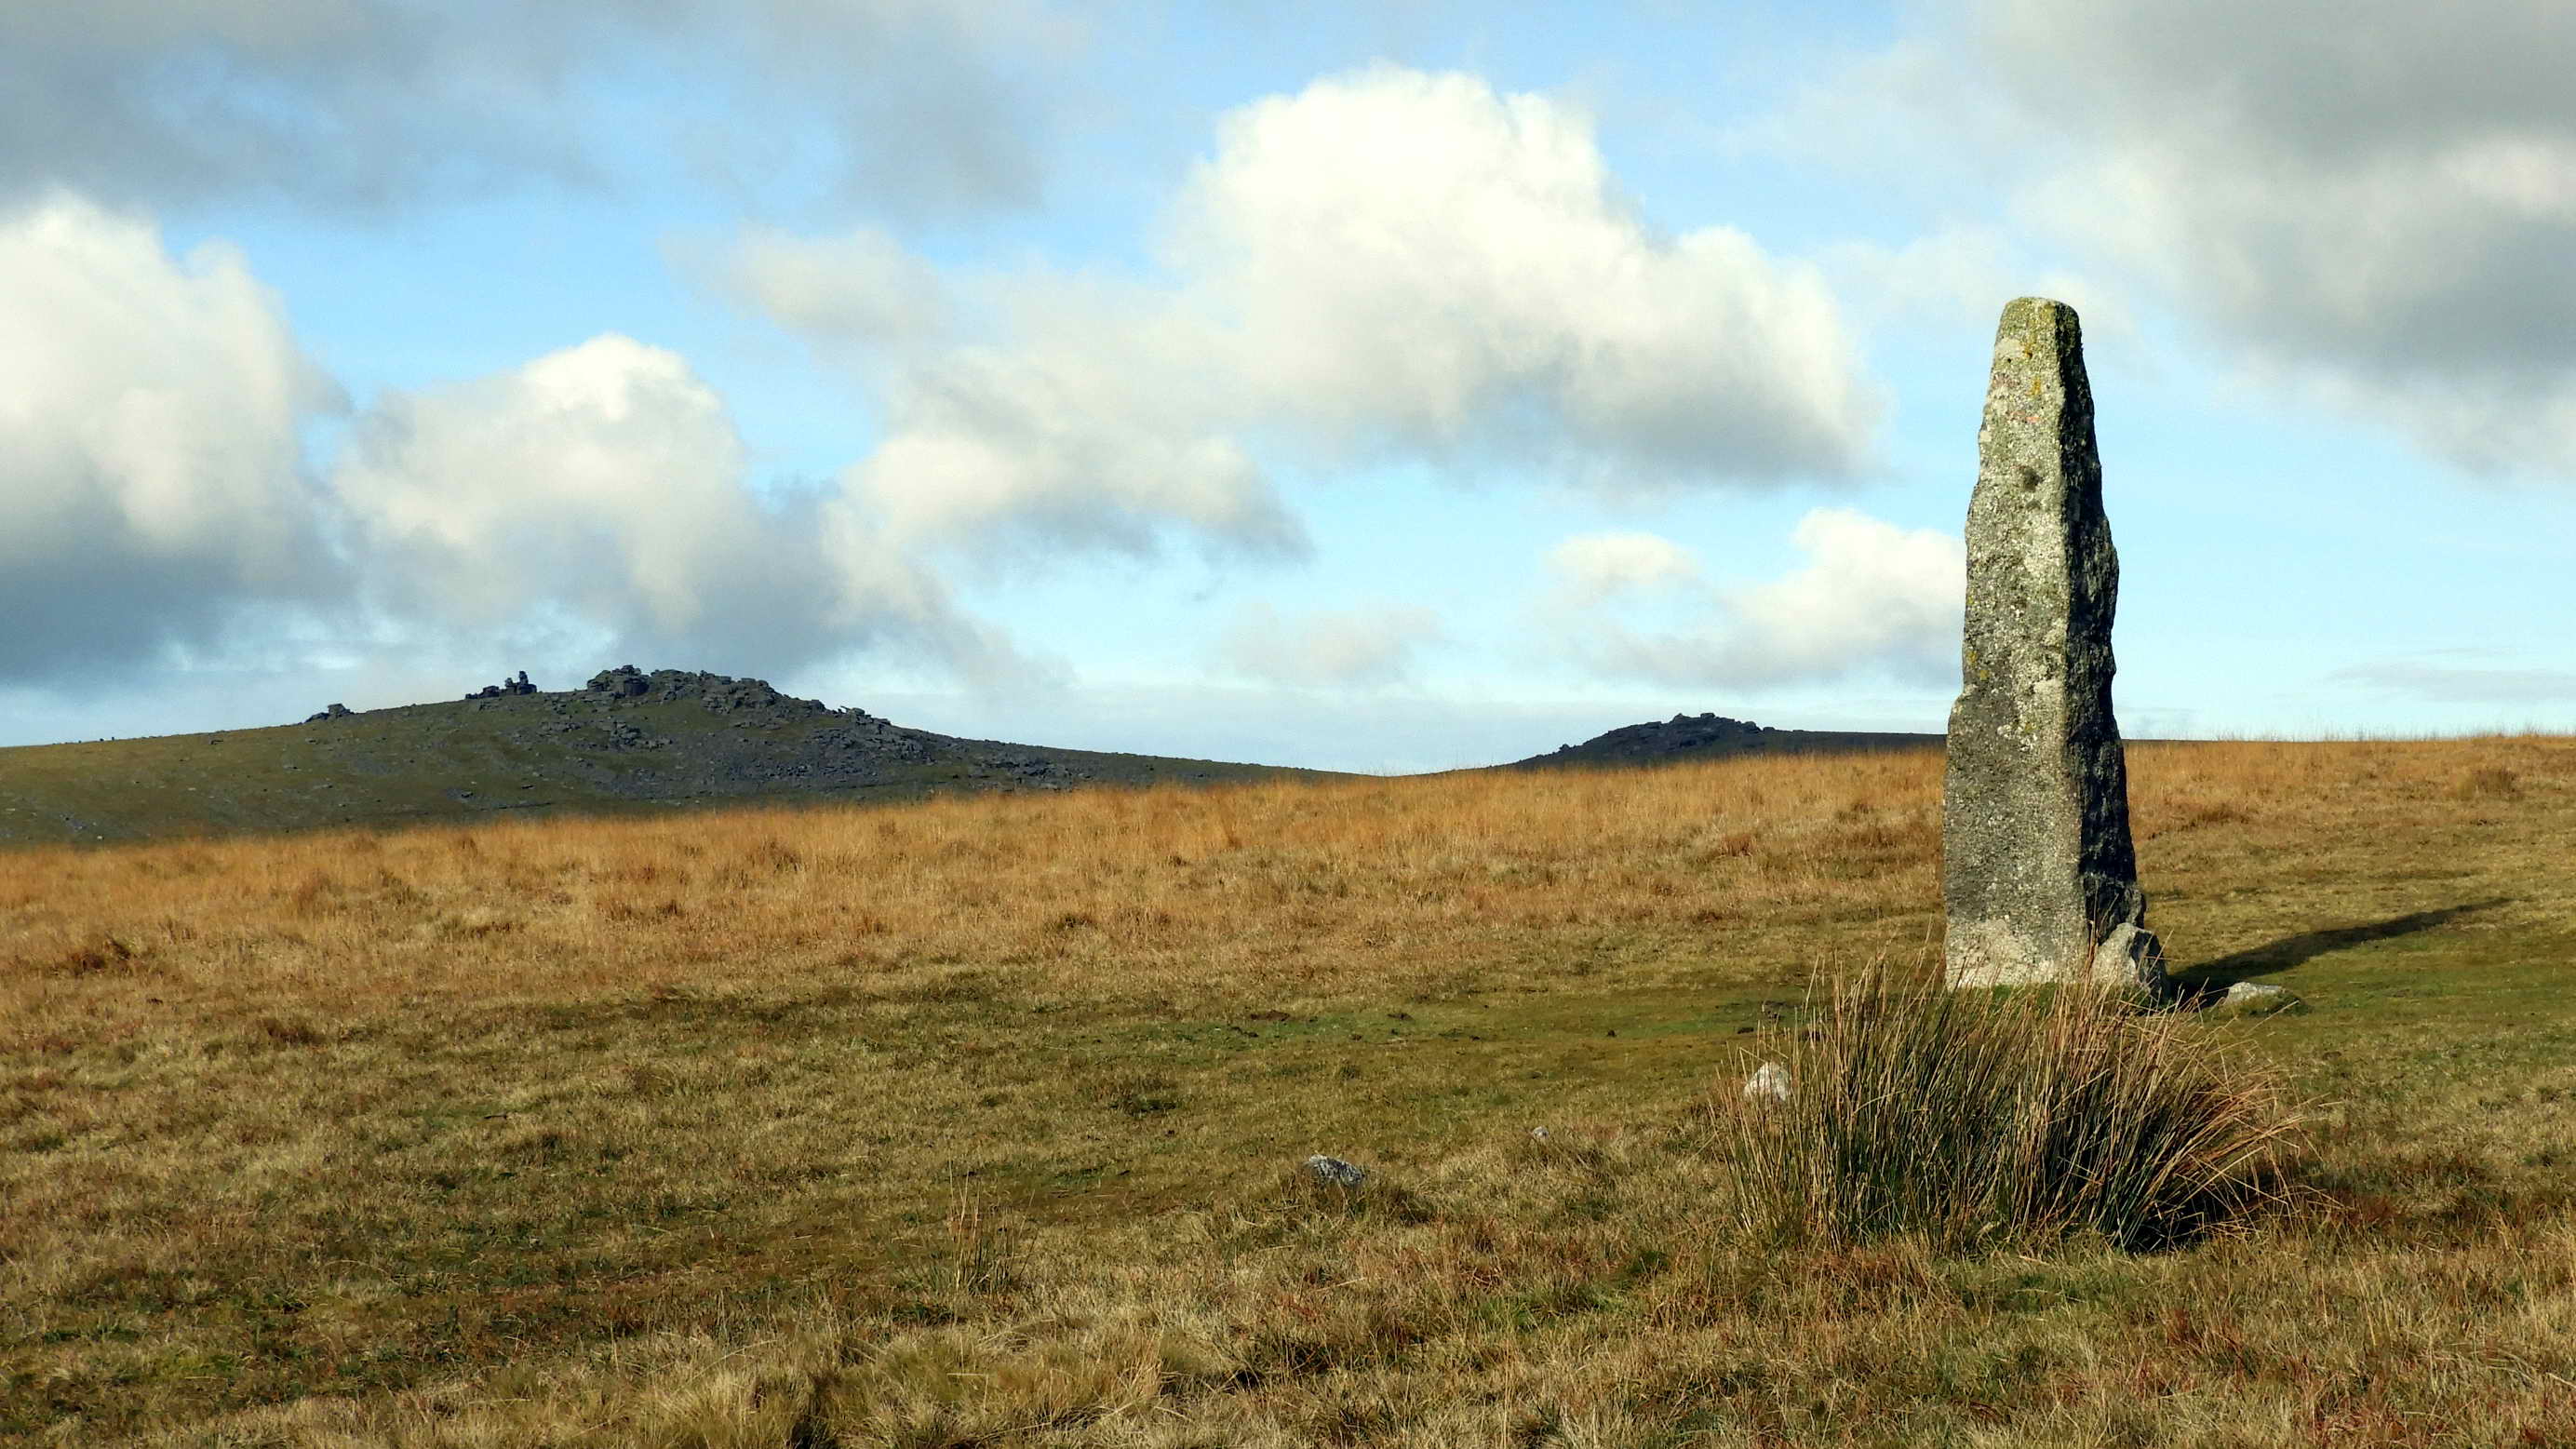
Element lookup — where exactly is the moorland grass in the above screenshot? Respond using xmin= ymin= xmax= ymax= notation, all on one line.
xmin=7 ymin=736 xmax=2576 ymax=1444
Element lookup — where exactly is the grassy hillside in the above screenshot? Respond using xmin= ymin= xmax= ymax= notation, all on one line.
xmin=0 ymin=669 xmax=1340 ymax=847
xmin=7 ymin=736 xmax=2576 ymax=1443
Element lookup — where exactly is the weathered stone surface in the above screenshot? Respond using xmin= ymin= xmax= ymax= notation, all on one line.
xmin=2090 ymin=921 xmax=2171 ymax=999
xmin=462 ymin=673 xmax=535 ymax=700
xmin=1743 ymin=1060 xmax=1792 ymax=1104
xmin=587 ymin=664 xmax=653 ymax=697
xmin=1943 ymin=298 xmax=2165 ymax=996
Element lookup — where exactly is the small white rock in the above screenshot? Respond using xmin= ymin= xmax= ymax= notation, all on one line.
xmin=1743 ymin=1060 xmax=1792 ymax=1103
xmin=2208 ymin=981 xmax=2306 ymax=1017
xmin=1304 ymin=1154 xmax=1368 ymax=1187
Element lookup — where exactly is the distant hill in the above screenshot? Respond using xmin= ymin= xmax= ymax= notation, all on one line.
xmin=0 ymin=666 xmax=1344 ymax=846
xmin=1501 ymin=711 xmax=1940 ymax=771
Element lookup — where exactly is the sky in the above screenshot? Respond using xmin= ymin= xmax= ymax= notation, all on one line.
xmin=5 ymin=0 xmax=2575 ymax=774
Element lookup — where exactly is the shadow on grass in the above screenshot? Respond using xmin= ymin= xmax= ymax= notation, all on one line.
xmin=2171 ymin=899 xmax=2511 ymax=995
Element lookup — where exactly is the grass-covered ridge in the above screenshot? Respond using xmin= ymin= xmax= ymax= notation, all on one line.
xmin=7 ymin=736 xmax=2576 ymax=1443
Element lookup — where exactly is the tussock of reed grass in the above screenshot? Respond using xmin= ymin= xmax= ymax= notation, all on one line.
xmin=1711 ymin=959 xmax=2305 ymax=1254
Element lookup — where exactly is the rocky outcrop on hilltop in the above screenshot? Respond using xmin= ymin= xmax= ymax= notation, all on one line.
xmin=1528 ymin=713 xmax=1773 ymax=766
xmin=435 ymin=664 xmax=1094 ymax=798
xmin=1508 ymin=712 xmax=1939 ymax=771
xmin=465 ymin=671 xmax=539 ymax=700
xmin=584 ymin=665 xmax=831 ymax=717
xmin=1545 ymin=711 xmax=1772 ymax=763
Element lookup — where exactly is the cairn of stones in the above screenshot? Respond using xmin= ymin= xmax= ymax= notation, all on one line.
xmin=1941 ymin=297 xmax=2171 ymax=1000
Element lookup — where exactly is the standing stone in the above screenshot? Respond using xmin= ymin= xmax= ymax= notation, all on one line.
xmin=1943 ymin=298 xmax=2169 ymax=998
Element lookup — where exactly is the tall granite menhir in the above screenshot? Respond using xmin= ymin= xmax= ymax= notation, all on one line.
xmin=1943 ymin=297 xmax=2167 ymax=995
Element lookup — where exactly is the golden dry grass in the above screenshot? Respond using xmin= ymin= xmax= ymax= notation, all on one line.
xmin=7 ymin=735 xmax=2576 ymax=1444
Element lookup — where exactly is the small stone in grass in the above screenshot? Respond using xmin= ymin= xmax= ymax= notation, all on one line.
xmin=1304 ymin=1154 xmax=1368 ymax=1187
xmin=2205 ymin=981 xmax=2307 ymax=1017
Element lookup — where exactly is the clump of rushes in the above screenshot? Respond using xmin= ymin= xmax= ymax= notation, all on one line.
xmin=1713 ymin=958 xmax=2307 ymax=1254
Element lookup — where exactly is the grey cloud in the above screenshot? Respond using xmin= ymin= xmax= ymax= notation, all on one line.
xmin=0 ymin=528 xmax=328 ymax=683
xmin=1980 ymin=0 xmax=2576 ymax=465
xmin=0 ymin=0 xmax=1074 ymax=219
xmin=1765 ymin=1 xmax=2576 ymax=476
xmin=0 ymin=2 xmax=593 ymax=213
xmin=749 ymin=0 xmax=1070 ymax=222
xmin=1974 ymin=0 xmax=2575 ymax=169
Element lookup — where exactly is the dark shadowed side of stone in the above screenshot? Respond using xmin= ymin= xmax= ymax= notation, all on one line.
xmin=1942 ymin=297 xmax=2160 ymax=992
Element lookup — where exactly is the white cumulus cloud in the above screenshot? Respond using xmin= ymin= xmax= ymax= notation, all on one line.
xmin=712 ymin=64 xmax=1889 ymax=572
xmin=687 ymin=222 xmax=952 ymax=348
xmin=839 ymin=340 xmax=1311 ymax=564
xmin=1543 ymin=531 xmax=1704 ymax=606
xmin=1161 ymin=65 xmax=1884 ymax=485
xmin=330 ymin=333 xmax=1013 ymax=678
xmin=1213 ymin=600 xmax=1447 ymax=690
xmin=0 ymin=194 xmax=1056 ymax=696
xmin=1711 ymin=508 xmax=1965 ymax=683
xmin=0 ymin=193 xmax=341 ymax=678
xmin=1540 ymin=509 xmax=1963 ymax=689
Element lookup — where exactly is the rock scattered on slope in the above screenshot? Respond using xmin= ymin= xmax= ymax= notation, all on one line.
xmin=2203 ymin=981 xmax=2306 ymax=1017
xmin=1304 ymin=1154 xmax=1369 ymax=1187
xmin=1743 ymin=1060 xmax=1793 ymax=1103
xmin=463 ymin=671 xmax=538 ymax=700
